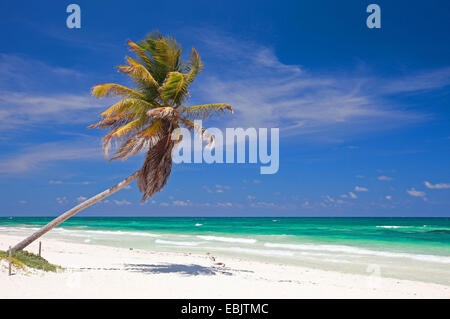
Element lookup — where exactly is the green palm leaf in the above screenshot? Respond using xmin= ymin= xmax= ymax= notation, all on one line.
xmin=117 ymin=57 xmax=159 ymax=90
xmin=92 ymin=83 xmax=144 ymax=99
xmin=186 ymin=47 xmax=204 ymax=84
xmin=127 ymin=40 xmax=153 ymax=73
xmin=179 ymin=103 xmax=233 ymax=121
xmin=100 ymin=98 xmax=155 ymax=118
xmin=160 ymin=72 xmax=188 ymax=107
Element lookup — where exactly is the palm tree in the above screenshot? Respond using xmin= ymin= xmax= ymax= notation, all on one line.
xmin=12 ymin=31 xmax=233 ymax=251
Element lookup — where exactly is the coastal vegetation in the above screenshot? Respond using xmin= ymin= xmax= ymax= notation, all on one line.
xmin=0 ymin=250 xmax=61 ymax=272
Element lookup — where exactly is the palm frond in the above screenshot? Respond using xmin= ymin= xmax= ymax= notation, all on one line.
xmin=139 ymin=32 xmax=182 ymax=84
xmin=137 ymin=121 xmax=175 ymax=201
xmin=88 ymin=113 xmax=134 ymax=130
xmin=185 ymin=47 xmax=204 ymax=84
xmin=179 ymin=103 xmax=233 ymax=121
xmin=152 ymin=37 xmax=182 ymax=72
xmin=117 ymin=56 xmax=159 ymax=90
xmin=101 ymin=118 xmax=146 ymax=157
xmin=111 ymin=118 xmax=144 ymax=139
xmin=111 ymin=119 xmax=166 ymax=161
xmin=160 ymin=72 xmax=188 ymax=107
xmin=127 ymin=40 xmax=153 ymax=72
xmin=100 ymin=98 xmax=154 ymax=118
xmin=92 ymin=83 xmax=144 ymax=99
xmin=146 ymin=106 xmax=176 ymax=120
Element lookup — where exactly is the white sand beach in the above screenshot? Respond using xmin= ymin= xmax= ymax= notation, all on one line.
xmin=1 ymin=233 xmax=449 ymax=299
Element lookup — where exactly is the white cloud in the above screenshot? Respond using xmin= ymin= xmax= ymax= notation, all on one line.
xmin=18 ymin=200 xmax=27 ymax=204
xmin=0 ymin=140 xmax=101 ymax=173
xmin=349 ymin=192 xmax=358 ymax=199
xmin=302 ymin=201 xmax=312 ymax=208
xmin=49 ymin=180 xmax=92 ymax=185
xmin=0 ymin=92 xmax=104 ymax=130
xmin=385 ymin=195 xmax=392 ymax=200
xmin=424 ymin=181 xmax=450 ymax=189
xmin=173 ymin=200 xmax=191 ymax=207
xmin=354 ymin=186 xmax=368 ymax=192
xmin=0 ymin=54 xmax=83 ymax=87
xmin=113 ymin=199 xmax=131 ymax=206
xmin=0 ymin=54 xmax=109 ymax=130
xmin=56 ymin=196 xmax=68 ymax=204
xmin=406 ymin=188 xmax=426 ymax=199
xmin=378 ymin=175 xmax=393 ymax=181
xmin=216 ymin=184 xmax=231 ymax=190
xmin=380 ymin=66 xmax=450 ymax=94
xmin=203 ymin=186 xmax=213 ymax=193
xmin=195 ymin=31 xmax=438 ymax=140
xmin=77 ymin=196 xmax=87 ymax=203
xmin=217 ymin=202 xmax=233 ymax=207
xmin=203 ymin=184 xmax=231 ymax=193
xmin=249 ymin=201 xmax=277 ymax=208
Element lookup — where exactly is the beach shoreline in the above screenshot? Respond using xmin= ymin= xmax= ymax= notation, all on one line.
xmin=1 ymin=233 xmax=449 ymax=299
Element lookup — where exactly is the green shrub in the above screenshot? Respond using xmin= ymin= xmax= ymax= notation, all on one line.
xmin=0 ymin=250 xmax=62 ymax=272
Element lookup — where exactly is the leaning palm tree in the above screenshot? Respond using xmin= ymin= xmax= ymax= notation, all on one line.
xmin=12 ymin=31 xmax=233 ymax=251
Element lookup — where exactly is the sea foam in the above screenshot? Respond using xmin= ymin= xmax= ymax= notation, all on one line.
xmin=155 ymin=239 xmax=200 ymax=246
xmin=197 ymin=235 xmax=257 ymax=244
xmin=263 ymin=242 xmax=450 ymax=264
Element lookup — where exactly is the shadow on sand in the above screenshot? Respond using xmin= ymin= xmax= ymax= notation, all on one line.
xmin=124 ymin=263 xmax=233 ymax=276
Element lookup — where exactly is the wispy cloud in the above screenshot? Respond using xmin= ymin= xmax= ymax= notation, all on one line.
xmin=406 ymin=188 xmax=427 ymax=200
xmin=354 ymin=186 xmax=368 ymax=192
xmin=194 ymin=31 xmax=447 ymax=140
xmin=380 ymin=67 xmax=450 ymax=94
xmin=217 ymin=202 xmax=233 ymax=208
xmin=77 ymin=196 xmax=87 ymax=203
xmin=56 ymin=196 xmax=68 ymax=205
xmin=378 ymin=175 xmax=393 ymax=181
xmin=0 ymin=54 xmax=106 ymax=130
xmin=173 ymin=200 xmax=192 ymax=206
xmin=203 ymin=184 xmax=231 ymax=194
xmin=349 ymin=192 xmax=358 ymax=199
xmin=49 ymin=180 xmax=92 ymax=185
xmin=424 ymin=181 xmax=450 ymax=189
xmin=0 ymin=92 xmax=104 ymax=129
xmin=0 ymin=140 xmax=101 ymax=173
xmin=0 ymin=54 xmax=83 ymax=88
xmin=113 ymin=199 xmax=131 ymax=206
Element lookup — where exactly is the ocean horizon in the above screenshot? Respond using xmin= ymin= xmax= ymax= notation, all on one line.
xmin=1 ymin=217 xmax=449 ymax=285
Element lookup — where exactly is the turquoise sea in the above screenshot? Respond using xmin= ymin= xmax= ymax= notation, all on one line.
xmin=1 ymin=217 xmax=449 ymax=285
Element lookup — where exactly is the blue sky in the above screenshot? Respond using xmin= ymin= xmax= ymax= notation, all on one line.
xmin=0 ymin=0 xmax=449 ymax=216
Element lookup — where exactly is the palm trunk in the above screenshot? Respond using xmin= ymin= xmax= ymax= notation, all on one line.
xmin=11 ymin=170 xmax=140 ymax=252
